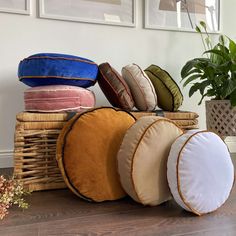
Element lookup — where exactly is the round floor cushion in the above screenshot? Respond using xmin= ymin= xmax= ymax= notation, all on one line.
xmin=98 ymin=62 xmax=134 ymax=110
xmin=122 ymin=64 xmax=157 ymax=111
xmin=24 ymin=85 xmax=95 ymax=112
xmin=56 ymin=107 xmax=136 ymax=202
xmin=117 ymin=116 xmax=183 ymax=206
xmin=167 ymin=130 xmax=234 ymax=216
xmin=145 ymin=65 xmax=183 ymax=111
xmin=18 ymin=53 xmax=98 ymax=88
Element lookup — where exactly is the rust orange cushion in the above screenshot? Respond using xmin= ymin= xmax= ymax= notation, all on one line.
xmin=98 ymin=62 xmax=134 ymax=110
xmin=56 ymin=107 xmax=136 ymax=202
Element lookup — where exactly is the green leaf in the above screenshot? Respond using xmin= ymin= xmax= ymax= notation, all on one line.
xmin=189 ymin=83 xmax=201 ymax=97
xmin=204 ymin=49 xmax=230 ymax=61
xmin=230 ymin=89 xmax=236 ymax=106
xmin=219 ymin=35 xmax=226 ymax=45
xmin=229 ymin=38 xmax=236 ymax=59
xmin=198 ymin=93 xmax=208 ymax=105
xmin=199 ymin=80 xmax=211 ymax=95
xmin=195 ymin=25 xmax=201 ymax=33
xmin=200 ymin=21 xmax=207 ymax=30
xmin=183 ymin=74 xmax=202 ymax=87
xmin=221 ymin=79 xmax=236 ymax=98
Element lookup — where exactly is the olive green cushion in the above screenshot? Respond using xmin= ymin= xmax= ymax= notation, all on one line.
xmin=145 ymin=65 xmax=183 ymax=111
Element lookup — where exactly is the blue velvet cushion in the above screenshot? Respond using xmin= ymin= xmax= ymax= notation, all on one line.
xmin=18 ymin=53 xmax=98 ymax=88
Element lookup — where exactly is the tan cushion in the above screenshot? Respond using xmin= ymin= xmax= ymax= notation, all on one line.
xmin=122 ymin=64 xmax=157 ymax=111
xmin=117 ymin=116 xmax=183 ymax=206
xmin=56 ymin=107 xmax=136 ymax=202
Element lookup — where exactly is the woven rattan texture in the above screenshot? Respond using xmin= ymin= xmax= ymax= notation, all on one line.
xmin=206 ymin=100 xmax=236 ymax=136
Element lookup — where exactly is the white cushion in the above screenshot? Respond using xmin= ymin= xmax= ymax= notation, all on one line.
xmin=167 ymin=130 xmax=234 ymax=215
xmin=117 ymin=116 xmax=183 ymax=206
xmin=122 ymin=64 xmax=157 ymax=111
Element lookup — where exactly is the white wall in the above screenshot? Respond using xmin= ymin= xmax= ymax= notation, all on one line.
xmin=0 ymin=0 xmax=234 ymax=167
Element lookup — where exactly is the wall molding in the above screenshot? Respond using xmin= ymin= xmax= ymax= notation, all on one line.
xmin=0 ymin=150 xmax=13 ymax=168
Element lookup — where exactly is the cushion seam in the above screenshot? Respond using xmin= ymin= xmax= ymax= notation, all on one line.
xmin=131 ymin=118 xmax=183 ymax=204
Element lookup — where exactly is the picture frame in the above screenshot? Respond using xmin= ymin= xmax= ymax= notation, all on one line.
xmin=144 ymin=0 xmax=220 ymax=33
xmin=0 ymin=0 xmax=31 ymax=15
xmin=39 ymin=0 xmax=136 ymax=27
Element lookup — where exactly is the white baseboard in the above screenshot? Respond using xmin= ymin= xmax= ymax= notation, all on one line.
xmin=0 ymin=150 xmax=13 ymax=168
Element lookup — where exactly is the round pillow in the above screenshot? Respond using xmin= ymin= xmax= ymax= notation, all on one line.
xmin=167 ymin=130 xmax=234 ymax=216
xmin=18 ymin=53 xmax=98 ymax=88
xmin=24 ymin=85 xmax=95 ymax=112
xmin=98 ymin=62 xmax=134 ymax=110
xmin=56 ymin=107 xmax=136 ymax=202
xmin=117 ymin=116 xmax=183 ymax=206
xmin=122 ymin=64 xmax=157 ymax=111
xmin=145 ymin=65 xmax=183 ymax=111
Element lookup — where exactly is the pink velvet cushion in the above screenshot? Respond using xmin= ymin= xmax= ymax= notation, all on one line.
xmin=24 ymin=85 xmax=95 ymax=112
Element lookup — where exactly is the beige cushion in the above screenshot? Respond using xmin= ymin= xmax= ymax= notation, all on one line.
xmin=122 ymin=64 xmax=157 ymax=111
xmin=117 ymin=116 xmax=183 ymax=206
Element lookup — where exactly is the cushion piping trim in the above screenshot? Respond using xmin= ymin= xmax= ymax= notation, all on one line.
xmin=133 ymin=64 xmax=158 ymax=107
xmin=60 ymin=107 xmax=136 ymax=202
xmin=122 ymin=67 xmax=148 ymax=111
xmin=22 ymin=56 xmax=97 ymax=65
xmin=98 ymin=63 xmax=134 ymax=109
xmin=130 ymin=118 xmax=183 ymax=204
xmin=19 ymin=76 xmax=96 ymax=82
xmin=176 ymin=130 xmax=234 ymax=216
xmin=145 ymin=69 xmax=175 ymax=111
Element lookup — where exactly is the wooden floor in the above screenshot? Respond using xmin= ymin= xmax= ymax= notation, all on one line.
xmin=1 ymin=170 xmax=236 ymax=236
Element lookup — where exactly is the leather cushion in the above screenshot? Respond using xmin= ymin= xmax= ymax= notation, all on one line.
xmin=56 ymin=107 xmax=136 ymax=202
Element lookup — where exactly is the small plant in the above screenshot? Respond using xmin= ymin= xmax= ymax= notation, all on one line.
xmin=0 ymin=175 xmax=30 ymax=219
xmin=181 ymin=21 xmax=236 ymax=106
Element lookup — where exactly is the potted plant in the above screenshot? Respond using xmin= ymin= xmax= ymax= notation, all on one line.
xmin=181 ymin=21 xmax=236 ymax=136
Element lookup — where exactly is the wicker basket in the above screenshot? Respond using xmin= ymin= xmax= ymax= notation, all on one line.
xmin=206 ymin=100 xmax=236 ymax=136
xmin=14 ymin=112 xmax=68 ymax=191
xmin=14 ymin=110 xmax=199 ymax=192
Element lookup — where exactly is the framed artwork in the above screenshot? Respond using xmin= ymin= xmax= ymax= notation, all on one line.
xmin=145 ymin=0 xmax=220 ymax=33
xmin=39 ymin=0 xmax=136 ymax=27
xmin=0 ymin=0 xmax=30 ymax=15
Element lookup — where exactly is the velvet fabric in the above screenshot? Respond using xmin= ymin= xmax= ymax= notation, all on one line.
xmin=145 ymin=65 xmax=183 ymax=111
xmin=168 ymin=130 xmax=234 ymax=216
xmin=18 ymin=53 xmax=98 ymax=88
xmin=56 ymin=107 xmax=136 ymax=202
xmin=117 ymin=116 xmax=183 ymax=206
xmin=24 ymin=85 xmax=95 ymax=112
xmin=98 ymin=63 xmax=134 ymax=110
xmin=122 ymin=64 xmax=157 ymax=111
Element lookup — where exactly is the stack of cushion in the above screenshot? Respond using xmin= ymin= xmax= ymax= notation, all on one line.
xmin=98 ymin=62 xmax=183 ymax=112
xmin=19 ymin=53 xmax=98 ymax=112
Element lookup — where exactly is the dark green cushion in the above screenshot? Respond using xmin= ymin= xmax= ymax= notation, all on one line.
xmin=145 ymin=65 xmax=183 ymax=111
